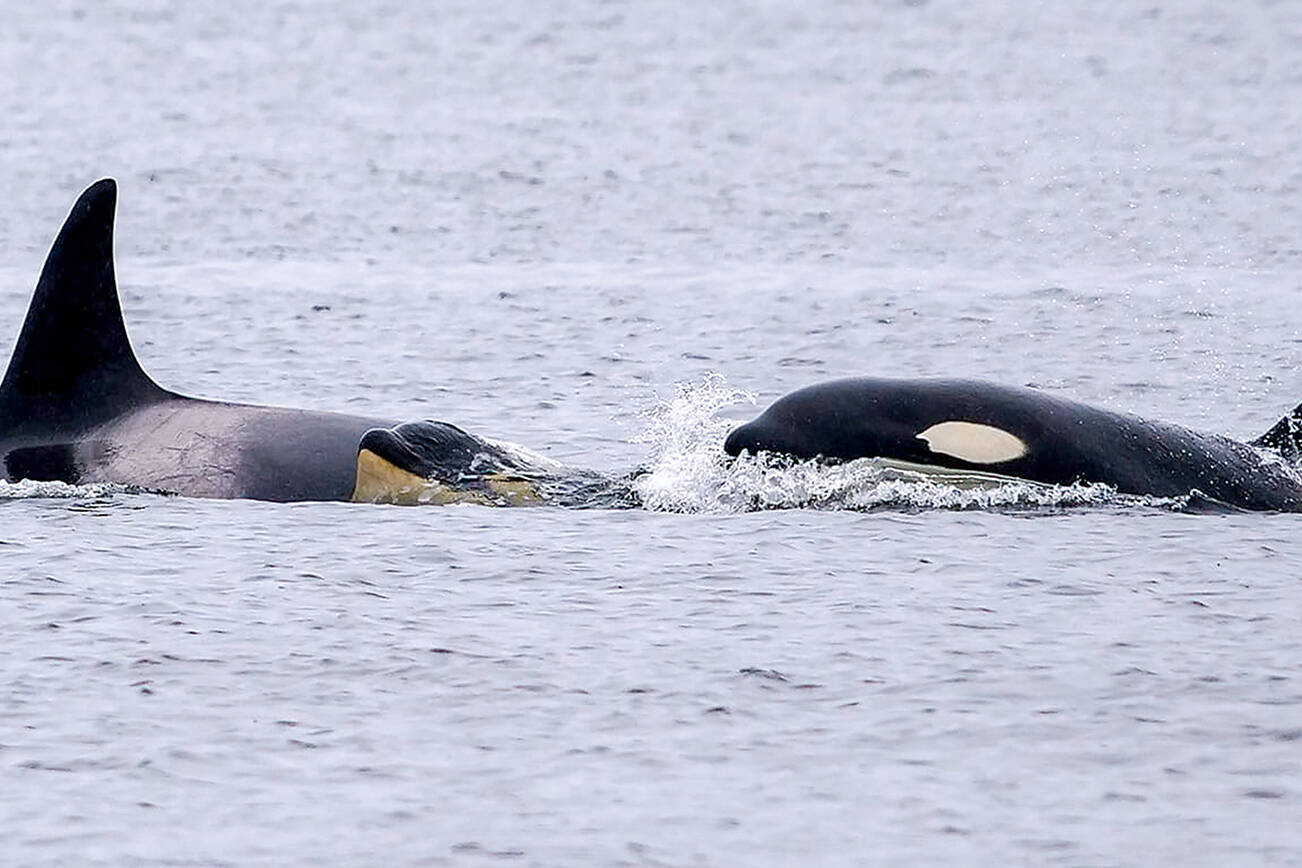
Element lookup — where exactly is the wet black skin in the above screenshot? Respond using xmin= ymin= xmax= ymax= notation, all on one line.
xmin=359 ymin=421 xmax=531 ymax=482
xmin=724 ymin=377 xmax=1302 ymax=512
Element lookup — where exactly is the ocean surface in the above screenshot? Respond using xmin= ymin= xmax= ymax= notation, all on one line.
xmin=4 ymin=1 xmax=1302 ymax=864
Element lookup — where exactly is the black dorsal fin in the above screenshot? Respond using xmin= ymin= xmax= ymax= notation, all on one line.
xmin=0 ymin=179 xmax=166 ymax=434
xmin=1252 ymin=402 xmax=1302 ymax=462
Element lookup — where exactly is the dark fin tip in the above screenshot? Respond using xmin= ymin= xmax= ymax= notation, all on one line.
xmin=1252 ymin=402 xmax=1302 ymax=462
xmin=75 ymin=177 xmax=118 ymax=213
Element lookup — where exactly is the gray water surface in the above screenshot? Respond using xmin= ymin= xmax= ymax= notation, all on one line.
xmin=3 ymin=1 xmax=1302 ymax=865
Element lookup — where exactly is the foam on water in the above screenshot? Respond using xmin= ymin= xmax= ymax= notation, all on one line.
xmin=0 ymin=479 xmax=139 ymax=500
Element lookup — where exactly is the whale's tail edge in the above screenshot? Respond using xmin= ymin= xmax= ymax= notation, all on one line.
xmin=1252 ymin=403 xmax=1302 ymax=462
xmin=0 ymin=179 xmax=167 ymax=435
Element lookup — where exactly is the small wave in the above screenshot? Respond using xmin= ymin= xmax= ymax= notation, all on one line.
xmin=479 ymin=436 xmax=565 ymax=472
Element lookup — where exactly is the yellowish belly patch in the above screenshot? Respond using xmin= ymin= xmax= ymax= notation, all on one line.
xmin=351 ymin=448 xmax=542 ymax=506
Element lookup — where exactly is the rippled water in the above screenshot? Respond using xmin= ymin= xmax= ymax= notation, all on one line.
xmin=4 ymin=1 xmax=1302 ymax=865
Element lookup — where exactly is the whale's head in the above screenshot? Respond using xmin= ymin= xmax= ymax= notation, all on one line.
xmin=724 ymin=415 xmax=813 ymax=459
xmin=722 ymin=378 xmax=1032 ymax=469
xmin=352 ymin=420 xmax=542 ymax=506
xmin=723 ymin=380 xmax=889 ymax=461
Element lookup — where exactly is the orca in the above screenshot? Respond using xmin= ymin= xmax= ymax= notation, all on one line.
xmin=355 ymin=420 xmax=639 ymax=508
xmin=723 ymin=377 xmax=1302 ymax=511
xmin=0 ymin=179 xmax=552 ymax=504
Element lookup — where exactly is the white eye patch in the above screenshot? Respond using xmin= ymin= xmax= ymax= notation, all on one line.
xmin=917 ymin=421 xmax=1027 ymax=464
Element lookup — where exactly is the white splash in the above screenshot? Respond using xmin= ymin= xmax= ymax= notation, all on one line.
xmin=631 ymin=372 xmax=756 ymax=513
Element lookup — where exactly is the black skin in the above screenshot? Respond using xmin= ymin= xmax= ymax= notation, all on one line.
xmin=724 ymin=377 xmax=1302 ymax=512
xmin=0 ymin=179 xmax=164 ymax=439
xmin=360 ymin=421 xmax=531 ymax=481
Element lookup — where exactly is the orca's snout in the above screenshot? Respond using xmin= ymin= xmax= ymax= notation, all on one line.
xmin=724 ymin=413 xmax=819 ymax=461
xmin=358 ymin=427 xmax=407 ymax=467
xmin=360 ymin=420 xmax=508 ymax=482
xmin=723 ymin=422 xmax=758 ymax=456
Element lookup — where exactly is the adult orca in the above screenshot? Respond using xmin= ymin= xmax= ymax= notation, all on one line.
xmin=0 ymin=178 xmax=554 ymax=504
xmin=723 ymin=377 xmax=1302 ymax=511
